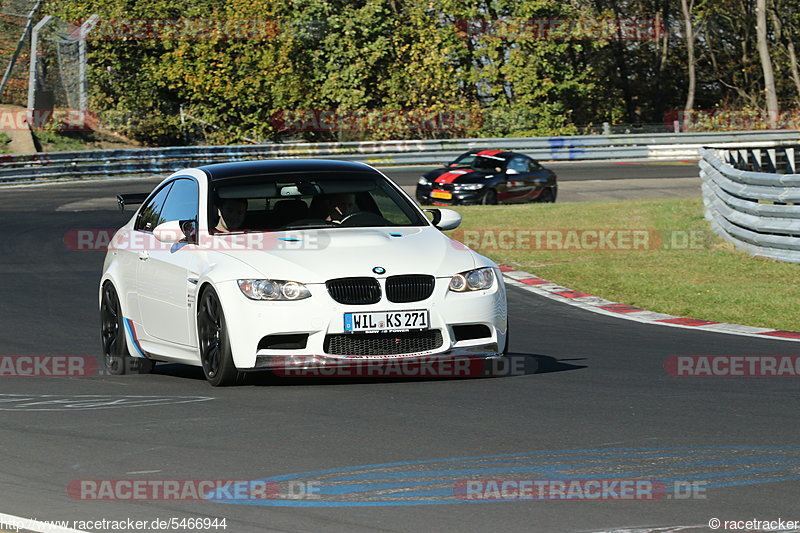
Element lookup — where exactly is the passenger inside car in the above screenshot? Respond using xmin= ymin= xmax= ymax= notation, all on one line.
xmin=214 ymin=198 xmax=248 ymax=232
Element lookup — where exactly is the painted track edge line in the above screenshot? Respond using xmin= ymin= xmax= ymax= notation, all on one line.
xmin=0 ymin=511 xmax=89 ymax=533
xmin=500 ymin=266 xmax=800 ymax=343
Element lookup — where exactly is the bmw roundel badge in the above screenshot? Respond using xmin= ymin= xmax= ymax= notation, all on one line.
xmin=373 ymin=266 xmax=386 ymax=275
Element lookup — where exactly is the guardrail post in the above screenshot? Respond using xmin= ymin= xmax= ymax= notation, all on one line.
xmin=737 ymin=149 xmax=748 ymax=170
xmin=766 ymin=148 xmax=776 ymax=172
xmin=723 ymin=149 xmax=734 ymax=166
xmin=749 ymin=149 xmax=762 ymax=171
xmin=787 ymin=148 xmax=796 ymax=174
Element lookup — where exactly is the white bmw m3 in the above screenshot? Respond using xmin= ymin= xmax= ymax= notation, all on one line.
xmin=100 ymin=160 xmax=508 ymax=386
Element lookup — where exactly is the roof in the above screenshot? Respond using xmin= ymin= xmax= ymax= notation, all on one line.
xmin=472 ymin=149 xmax=514 ymax=158
xmin=198 ymin=159 xmax=378 ymax=181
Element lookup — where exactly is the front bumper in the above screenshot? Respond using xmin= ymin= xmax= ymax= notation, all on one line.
xmin=215 ymin=274 xmax=508 ymax=370
xmin=416 ymin=185 xmax=485 ymax=205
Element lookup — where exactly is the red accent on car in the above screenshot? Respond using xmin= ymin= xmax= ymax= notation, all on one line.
xmin=434 ymin=170 xmax=469 ymax=184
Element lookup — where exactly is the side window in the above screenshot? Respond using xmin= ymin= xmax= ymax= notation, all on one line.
xmin=135 ymin=183 xmax=173 ymax=232
xmin=159 ymin=179 xmax=199 ymax=224
xmin=529 ymin=158 xmax=543 ymax=171
xmin=453 ymin=154 xmax=475 ymax=167
xmin=508 ymin=157 xmax=528 ymax=173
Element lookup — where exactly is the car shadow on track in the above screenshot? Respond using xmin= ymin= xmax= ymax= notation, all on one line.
xmin=147 ymin=353 xmax=586 ymax=386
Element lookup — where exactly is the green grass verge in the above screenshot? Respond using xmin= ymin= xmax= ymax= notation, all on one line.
xmin=30 ymin=129 xmax=139 ymax=152
xmin=0 ymin=132 xmax=10 ymax=153
xmin=447 ymin=198 xmax=800 ymax=332
xmin=32 ymin=130 xmax=88 ymax=152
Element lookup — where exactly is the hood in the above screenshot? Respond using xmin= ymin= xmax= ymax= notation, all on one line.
xmin=210 ymin=226 xmax=479 ymax=283
xmin=425 ymin=168 xmax=492 ymax=184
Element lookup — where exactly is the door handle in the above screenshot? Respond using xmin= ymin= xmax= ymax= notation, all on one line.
xmin=138 ymin=251 xmax=149 ymax=261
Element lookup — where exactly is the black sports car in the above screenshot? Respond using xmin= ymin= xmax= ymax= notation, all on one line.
xmin=415 ymin=150 xmax=558 ymax=205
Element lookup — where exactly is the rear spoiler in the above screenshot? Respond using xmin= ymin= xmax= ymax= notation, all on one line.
xmin=117 ymin=193 xmax=149 ymax=212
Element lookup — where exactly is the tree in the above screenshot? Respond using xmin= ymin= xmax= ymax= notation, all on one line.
xmin=756 ymin=0 xmax=779 ymax=127
xmin=680 ymin=0 xmax=696 ymax=129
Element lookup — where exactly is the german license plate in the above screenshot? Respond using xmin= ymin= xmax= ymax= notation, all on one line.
xmin=431 ymin=190 xmax=452 ymax=200
xmin=344 ymin=310 xmax=429 ymax=333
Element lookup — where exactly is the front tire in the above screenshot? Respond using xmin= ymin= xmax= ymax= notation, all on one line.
xmin=535 ymin=186 xmax=557 ymax=203
xmin=100 ymin=282 xmax=154 ymax=375
xmin=198 ymin=286 xmax=244 ymax=387
xmin=481 ymin=189 xmax=498 ymax=205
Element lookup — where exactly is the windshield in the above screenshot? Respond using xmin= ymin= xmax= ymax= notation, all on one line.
xmin=451 ymin=155 xmax=506 ymax=172
xmin=208 ymin=170 xmax=427 ymax=232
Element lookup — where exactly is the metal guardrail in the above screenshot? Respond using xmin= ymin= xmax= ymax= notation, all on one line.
xmin=700 ymin=145 xmax=800 ymax=263
xmin=1 ymin=129 xmax=799 ymax=184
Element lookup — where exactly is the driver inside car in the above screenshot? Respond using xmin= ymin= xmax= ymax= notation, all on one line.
xmin=324 ymin=193 xmax=358 ymax=224
xmin=215 ymin=198 xmax=248 ymax=232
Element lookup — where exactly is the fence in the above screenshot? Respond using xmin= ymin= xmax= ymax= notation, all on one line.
xmin=700 ymin=145 xmax=800 ymax=263
xmin=0 ymin=129 xmax=799 ymax=184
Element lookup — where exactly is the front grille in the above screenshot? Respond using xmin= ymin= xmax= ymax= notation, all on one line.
xmin=326 ymin=277 xmax=381 ymax=305
xmin=386 ymin=275 xmax=435 ymax=303
xmin=324 ymin=330 xmax=443 ymax=356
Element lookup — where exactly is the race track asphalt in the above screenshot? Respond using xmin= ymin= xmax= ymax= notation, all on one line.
xmin=0 ymin=166 xmax=798 ymax=533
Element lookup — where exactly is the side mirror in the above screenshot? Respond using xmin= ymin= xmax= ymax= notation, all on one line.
xmin=153 ymin=220 xmax=195 ymax=244
xmin=444 ymin=161 xmax=455 ymax=167
xmin=505 ymin=168 xmax=519 ymax=175
xmin=424 ymin=208 xmax=461 ymax=231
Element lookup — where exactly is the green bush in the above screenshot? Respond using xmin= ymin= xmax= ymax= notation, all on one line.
xmin=0 ymin=132 xmax=10 ymax=153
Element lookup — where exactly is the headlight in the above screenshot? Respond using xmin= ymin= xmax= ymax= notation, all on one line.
xmin=449 ymin=267 xmax=495 ymax=292
xmin=453 ymin=183 xmax=485 ymax=190
xmin=418 ymin=176 xmax=431 ymax=185
xmin=237 ymin=279 xmax=311 ymax=301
